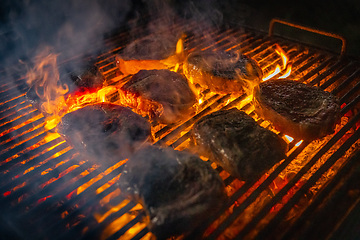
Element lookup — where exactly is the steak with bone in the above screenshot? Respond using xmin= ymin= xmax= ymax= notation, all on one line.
xmin=253 ymin=79 xmax=341 ymax=140
xmin=183 ymin=50 xmax=263 ymax=94
xmin=119 ymin=145 xmax=226 ymax=239
xmin=56 ymin=103 xmax=151 ymax=163
xmin=119 ymin=69 xmax=197 ymax=124
xmin=192 ymin=108 xmax=287 ymax=181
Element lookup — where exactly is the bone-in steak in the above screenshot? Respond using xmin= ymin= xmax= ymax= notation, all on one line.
xmin=119 ymin=69 xmax=197 ymax=124
xmin=56 ymin=103 xmax=151 ymax=164
xmin=119 ymin=145 xmax=226 ymax=239
xmin=183 ymin=50 xmax=263 ymax=94
xmin=192 ymin=108 xmax=287 ymax=181
xmin=253 ymin=79 xmax=341 ymax=140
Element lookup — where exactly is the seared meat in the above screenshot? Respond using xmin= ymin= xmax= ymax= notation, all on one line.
xmin=119 ymin=69 xmax=197 ymax=124
xmin=253 ymin=79 xmax=341 ymax=140
xmin=69 ymin=64 xmax=104 ymax=90
xmin=119 ymin=145 xmax=226 ymax=239
xmin=183 ymin=50 xmax=263 ymax=94
xmin=116 ymin=34 xmax=183 ymax=75
xmin=56 ymin=103 xmax=151 ymax=163
xmin=192 ymin=108 xmax=287 ymax=181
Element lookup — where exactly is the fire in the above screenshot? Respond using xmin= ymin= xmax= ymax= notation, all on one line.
xmin=26 ymin=48 xmax=118 ymax=131
xmin=262 ymin=44 xmax=292 ymax=81
xmin=284 ymin=135 xmax=294 ymax=143
xmin=284 ymin=135 xmax=303 ymax=147
xmin=295 ymin=140 xmax=303 ymax=147
xmin=26 ymin=48 xmax=69 ymax=115
xmin=262 ymin=65 xmax=281 ymax=81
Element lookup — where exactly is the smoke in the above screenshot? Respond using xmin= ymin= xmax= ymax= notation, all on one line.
xmin=1 ymin=0 xmax=131 ymax=66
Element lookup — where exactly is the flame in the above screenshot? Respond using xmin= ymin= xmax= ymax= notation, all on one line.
xmin=284 ymin=135 xmax=294 ymax=143
xmin=262 ymin=44 xmax=292 ymax=81
xmin=26 ymin=48 xmax=120 ymax=132
xmin=275 ymin=45 xmax=288 ymax=68
xmin=26 ymin=47 xmax=68 ymax=117
xmin=278 ymin=65 xmax=292 ymax=79
xmin=295 ymin=140 xmax=303 ymax=147
xmin=176 ymin=37 xmax=184 ymax=55
xmin=262 ymin=65 xmax=281 ymax=81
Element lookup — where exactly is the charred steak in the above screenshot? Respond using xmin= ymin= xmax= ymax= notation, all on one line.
xmin=253 ymin=79 xmax=341 ymax=140
xmin=119 ymin=69 xmax=197 ymax=124
xmin=183 ymin=50 xmax=263 ymax=94
xmin=116 ymin=34 xmax=183 ymax=75
xmin=119 ymin=145 xmax=226 ymax=239
xmin=56 ymin=103 xmax=151 ymax=163
xmin=192 ymin=108 xmax=287 ymax=181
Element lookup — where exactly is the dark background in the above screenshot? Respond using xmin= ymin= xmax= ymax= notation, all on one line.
xmin=0 ymin=0 xmax=359 ymax=68
xmin=174 ymin=0 xmax=360 ymax=57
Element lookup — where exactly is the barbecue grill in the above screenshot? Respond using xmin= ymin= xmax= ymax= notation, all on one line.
xmin=0 ymin=16 xmax=359 ymax=240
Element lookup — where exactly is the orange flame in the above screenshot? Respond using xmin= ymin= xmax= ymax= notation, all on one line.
xmin=262 ymin=44 xmax=292 ymax=81
xmin=284 ymin=135 xmax=294 ymax=143
xmin=262 ymin=65 xmax=281 ymax=81
xmin=295 ymin=140 xmax=303 ymax=147
xmin=26 ymin=49 xmax=118 ymax=130
xmin=26 ymin=48 xmax=68 ymax=129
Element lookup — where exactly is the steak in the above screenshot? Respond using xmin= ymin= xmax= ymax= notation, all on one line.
xmin=192 ymin=108 xmax=287 ymax=181
xmin=69 ymin=64 xmax=104 ymax=90
xmin=183 ymin=50 xmax=263 ymax=94
xmin=119 ymin=145 xmax=226 ymax=239
xmin=253 ymin=79 xmax=341 ymax=140
xmin=116 ymin=34 xmax=183 ymax=75
xmin=119 ymin=69 xmax=197 ymax=124
xmin=56 ymin=103 xmax=151 ymax=164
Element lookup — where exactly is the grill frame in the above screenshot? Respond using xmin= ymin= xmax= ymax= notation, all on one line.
xmin=0 ymin=18 xmax=359 ymax=240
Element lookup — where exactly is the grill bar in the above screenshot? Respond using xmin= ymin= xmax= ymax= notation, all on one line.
xmin=248 ymin=124 xmax=360 ymax=240
xmin=206 ymin=100 xmax=360 ymax=240
xmin=279 ymin=146 xmax=360 ymax=239
xmin=0 ymin=20 xmax=359 ymax=240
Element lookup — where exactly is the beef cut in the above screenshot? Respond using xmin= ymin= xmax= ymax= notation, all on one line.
xmin=253 ymin=79 xmax=341 ymax=140
xmin=116 ymin=34 xmax=183 ymax=75
xmin=119 ymin=145 xmax=226 ymax=239
xmin=119 ymin=69 xmax=197 ymax=124
xmin=192 ymin=108 xmax=287 ymax=181
xmin=56 ymin=103 xmax=151 ymax=163
xmin=183 ymin=50 xmax=263 ymax=94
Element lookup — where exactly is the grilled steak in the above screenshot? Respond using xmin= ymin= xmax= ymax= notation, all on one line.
xmin=183 ymin=50 xmax=263 ymax=94
xmin=56 ymin=103 xmax=151 ymax=163
xmin=119 ymin=145 xmax=226 ymax=239
xmin=253 ymin=79 xmax=341 ymax=140
xmin=116 ymin=34 xmax=183 ymax=75
xmin=119 ymin=69 xmax=197 ymax=124
xmin=69 ymin=64 xmax=104 ymax=90
xmin=192 ymin=108 xmax=287 ymax=181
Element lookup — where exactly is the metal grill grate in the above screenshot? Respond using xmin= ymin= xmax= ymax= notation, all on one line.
xmin=0 ymin=19 xmax=359 ymax=240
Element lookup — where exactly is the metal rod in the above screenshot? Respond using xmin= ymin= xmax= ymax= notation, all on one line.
xmin=269 ymin=18 xmax=347 ymax=56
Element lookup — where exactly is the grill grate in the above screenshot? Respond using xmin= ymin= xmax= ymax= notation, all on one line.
xmin=0 ymin=19 xmax=359 ymax=240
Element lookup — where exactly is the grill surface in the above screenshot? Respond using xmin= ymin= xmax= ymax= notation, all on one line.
xmin=0 ymin=19 xmax=360 ymax=240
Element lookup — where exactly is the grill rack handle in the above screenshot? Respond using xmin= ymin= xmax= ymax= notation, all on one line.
xmin=269 ymin=18 xmax=347 ymax=57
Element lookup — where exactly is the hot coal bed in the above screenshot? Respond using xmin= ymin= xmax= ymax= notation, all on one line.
xmin=1 ymin=6 xmax=360 ymax=240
